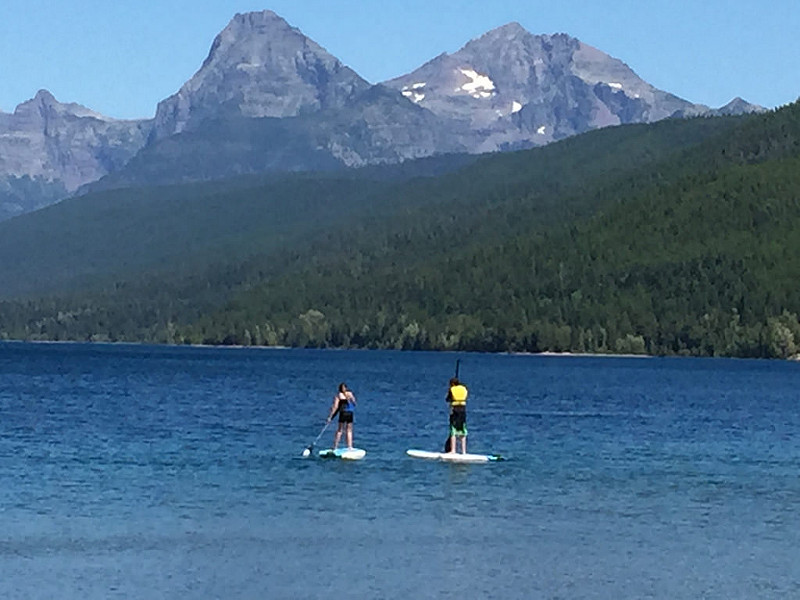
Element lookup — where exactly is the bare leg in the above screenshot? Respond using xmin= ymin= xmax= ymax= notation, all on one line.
xmin=346 ymin=423 xmax=354 ymax=449
xmin=460 ymin=436 xmax=467 ymax=454
xmin=333 ymin=424 xmax=343 ymax=450
xmin=448 ymin=434 xmax=456 ymax=453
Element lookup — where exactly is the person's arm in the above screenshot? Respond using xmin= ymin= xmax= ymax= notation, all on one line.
xmin=326 ymin=396 xmax=340 ymax=422
xmin=348 ymin=391 xmax=357 ymax=406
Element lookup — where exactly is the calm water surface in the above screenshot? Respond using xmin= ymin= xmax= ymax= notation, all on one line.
xmin=0 ymin=342 xmax=798 ymax=599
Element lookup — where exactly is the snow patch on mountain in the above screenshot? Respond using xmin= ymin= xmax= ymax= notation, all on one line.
xmin=402 ymin=82 xmax=427 ymax=103
xmin=457 ymin=68 xmax=496 ymax=99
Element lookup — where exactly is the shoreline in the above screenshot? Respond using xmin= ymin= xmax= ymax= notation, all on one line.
xmin=3 ymin=338 xmax=798 ymax=361
xmin=516 ymin=350 xmax=653 ymax=359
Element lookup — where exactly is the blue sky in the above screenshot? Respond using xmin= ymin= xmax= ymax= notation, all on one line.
xmin=1 ymin=0 xmax=797 ymax=119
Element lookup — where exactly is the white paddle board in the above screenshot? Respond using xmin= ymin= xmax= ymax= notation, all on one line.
xmin=406 ymin=449 xmax=503 ymax=463
xmin=319 ymin=448 xmax=366 ymax=460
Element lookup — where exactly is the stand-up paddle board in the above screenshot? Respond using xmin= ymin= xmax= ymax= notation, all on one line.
xmin=406 ymin=449 xmax=503 ymax=463
xmin=319 ymin=448 xmax=366 ymax=460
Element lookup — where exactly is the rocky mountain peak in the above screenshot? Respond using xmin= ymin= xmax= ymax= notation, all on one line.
xmin=14 ymin=90 xmax=58 ymax=117
xmin=12 ymin=89 xmax=115 ymax=123
xmin=477 ymin=22 xmax=529 ymax=42
xmin=151 ymin=10 xmax=371 ymax=140
xmin=11 ymin=91 xmax=63 ymax=129
xmin=32 ymin=89 xmax=57 ymax=105
xmin=711 ymin=97 xmax=765 ymax=116
xmin=200 ymin=10 xmax=304 ymax=70
xmin=463 ymin=24 xmax=575 ymax=57
xmin=231 ymin=10 xmax=286 ymax=29
xmin=384 ymin=22 xmax=708 ymax=151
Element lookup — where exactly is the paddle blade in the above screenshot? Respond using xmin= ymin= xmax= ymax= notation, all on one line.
xmin=302 ymin=447 xmax=311 ymax=458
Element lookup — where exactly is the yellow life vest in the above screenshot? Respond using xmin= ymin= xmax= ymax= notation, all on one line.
xmin=449 ymin=384 xmax=468 ymax=406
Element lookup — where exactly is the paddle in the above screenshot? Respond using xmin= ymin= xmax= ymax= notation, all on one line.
xmin=302 ymin=420 xmax=332 ymax=457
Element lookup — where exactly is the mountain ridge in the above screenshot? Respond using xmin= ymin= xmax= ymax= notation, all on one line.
xmin=0 ymin=11 xmax=765 ymax=220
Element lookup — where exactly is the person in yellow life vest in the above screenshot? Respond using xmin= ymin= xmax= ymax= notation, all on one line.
xmin=446 ymin=377 xmax=468 ymax=454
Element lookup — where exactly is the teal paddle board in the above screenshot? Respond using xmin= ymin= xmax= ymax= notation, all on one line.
xmin=319 ymin=448 xmax=366 ymax=460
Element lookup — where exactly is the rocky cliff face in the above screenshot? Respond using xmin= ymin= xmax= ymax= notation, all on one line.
xmin=0 ymin=90 xmax=151 ymax=220
xmin=151 ymin=11 xmax=371 ymax=140
xmin=96 ymin=10 xmax=465 ymax=186
xmin=383 ymin=24 xmax=709 ymax=152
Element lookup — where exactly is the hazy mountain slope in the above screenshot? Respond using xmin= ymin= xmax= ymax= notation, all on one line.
xmin=0 ymin=91 xmax=151 ymax=221
xmin=0 ymin=175 xmax=403 ymax=299
xmin=91 ymin=85 xmax=465 ymax=190
xmin=0 ymin=112 xmax=742 ymax=302
xmin=0 ymin=176 xmax=67 ymax=222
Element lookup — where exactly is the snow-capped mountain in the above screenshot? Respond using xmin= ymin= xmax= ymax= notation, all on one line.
xmin=384 ymin=23 xmax=709 ymax=152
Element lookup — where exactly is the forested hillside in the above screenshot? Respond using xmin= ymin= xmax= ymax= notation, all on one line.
xmin=1 ymin=102 xmax=798 ymax=358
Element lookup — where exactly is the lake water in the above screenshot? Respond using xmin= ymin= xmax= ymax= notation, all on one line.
xmin=0 ymin=342 xmax=798 ymax=599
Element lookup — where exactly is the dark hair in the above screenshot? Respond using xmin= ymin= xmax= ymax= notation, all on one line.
xmin=338 ymin=382 xmax=348 ymax=393
xmin=449 ymin=377 xmax=460 ymax=386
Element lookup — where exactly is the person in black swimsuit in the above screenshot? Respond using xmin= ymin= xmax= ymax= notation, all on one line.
xmin=327 ymin=382 xmax=357 ymax=450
